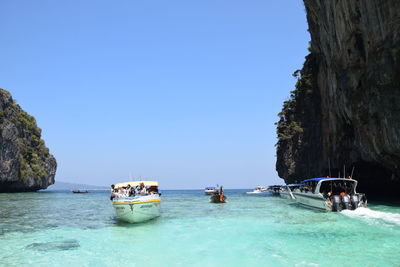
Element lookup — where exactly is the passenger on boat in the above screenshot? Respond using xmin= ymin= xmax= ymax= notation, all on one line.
xmin=111 ymin=185 xmax=130 ymax=199
xmin=120 ymin=186 xmax=126 ymax=196
xmin=303 ymin=186 xmax=311 ymax=193
xmin=219 ymin=186 xmax=224 ymax=202
xmin=117 ymin=187 xmax=122 ymax=194
xmin=136 ymin=184 xmax=142 ymax=192
xmin=126 ymin=184 xmax=131 ymax=195
xmin=324 ymin=191 xmax=333 ymax=205
xmin=131 ymin=183 xmax=144 ymax=195
xmin=129 ymin=186 xmax=136 ymax=197
xmin=110 ymin=184 xmax=116 ymax=200
xmin=140 ymin=186 xmax=147 ymax=195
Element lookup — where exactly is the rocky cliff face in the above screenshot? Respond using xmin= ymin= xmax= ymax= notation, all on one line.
xmin=276 ymin=0 xmax=400 ymax=197
xmin=0 ymin=89 xmax=56 ymax=192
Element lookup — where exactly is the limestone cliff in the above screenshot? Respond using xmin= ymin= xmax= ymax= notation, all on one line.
xmin=0 ymin=89 xmax=56 ymax=192
xmin=276 ymin=0 xmax=400 ymax=197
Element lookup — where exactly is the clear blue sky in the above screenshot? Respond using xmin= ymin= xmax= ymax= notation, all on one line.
xmin=0 ymin=0 xmax=309 ymax=189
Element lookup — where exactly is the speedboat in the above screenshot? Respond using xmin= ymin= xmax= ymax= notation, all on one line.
xmin=266 ymin=185 xmax=282 ymax=196
xmin=279 ymin=184 xmax=301 ymax=200
xmin=246 ymin=186 xmax=268 ymax=194
xmin=204 ymin=186 xmax=218 ymax=195
xmin=292 ymin=178 xmax=367 ymax=211
xmin=111 ymin=181 xmax=161 ymax=223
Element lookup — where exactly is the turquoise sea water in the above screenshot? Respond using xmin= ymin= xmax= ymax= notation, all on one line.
xmin=1 ymin=190 xmax=400 ymax=267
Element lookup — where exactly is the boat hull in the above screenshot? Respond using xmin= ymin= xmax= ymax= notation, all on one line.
xmin=293 ymin=192 xmax=330 ymax=211
xmin=246 ymin=190 xmax=268 ymax=194
xmin=210 ymin=194 xmax=226 ymax=203
xmin=279 ymin=191 xmax=295 ymax=200
xmin=293 ymin=192 xmax=368 ymax=211
xmin=267 ymin=191 xmax=280 ymax=197
xmin=112 ymin=195 xmax=161 ymax=223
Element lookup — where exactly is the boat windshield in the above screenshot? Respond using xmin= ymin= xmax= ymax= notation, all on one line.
xmin=319 ymin=180 xmax=356 ymax=195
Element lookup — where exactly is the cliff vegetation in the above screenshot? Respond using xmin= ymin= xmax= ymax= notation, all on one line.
xmin=0 ymin=89 xmax=56 ymax=192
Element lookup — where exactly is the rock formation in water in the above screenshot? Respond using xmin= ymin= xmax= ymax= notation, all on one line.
xmin=0 ymin=89 xmax=56 ymax=192
xmin=276 ymin=0 xmax=400 ymax=197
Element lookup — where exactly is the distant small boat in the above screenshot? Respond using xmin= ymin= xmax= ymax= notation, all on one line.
xmin=71 ymin=190 xmax=89 ymax=194
xmin=246 ymin=186 xmax=268 ymax=194
xmin=204 ymin=186 xmax=218 ymax=195
xmin=210 ymin=186 xmax=226 ymax=203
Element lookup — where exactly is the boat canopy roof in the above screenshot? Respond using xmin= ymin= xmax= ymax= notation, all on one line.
xmin=268 ymin=185 xmax=283 ymax=188
xmin=205 ymin=187 xmax=216 ymax=189
xmin=114 ymin=181 xmax=158 ymax=188
xmin=302 ymin=178 xmax=330 ymax=183
xmin=302 ymin=177 xmax=356 ymax=183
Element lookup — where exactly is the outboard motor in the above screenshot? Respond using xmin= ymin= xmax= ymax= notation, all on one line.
xmin=359 ymin=193 xmax=367 ymax=207
xmin=332 ymin=195 xmax=342 ymax=212
xmin=350 ymin=195 xmax=359 ymax=210
xmin=342 ymin=195 xmax=350 ymax=210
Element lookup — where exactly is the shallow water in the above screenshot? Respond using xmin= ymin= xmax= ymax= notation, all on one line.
xmin=1 ymin=190 xmax=400 ymax=266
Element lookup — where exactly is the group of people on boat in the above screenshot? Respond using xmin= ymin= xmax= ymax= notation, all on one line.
xmin=110 ymin=183 xmax=155 ymax=199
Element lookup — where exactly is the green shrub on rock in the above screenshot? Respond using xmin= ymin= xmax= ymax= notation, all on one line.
xmin=0 ymin=88 xmax=54 ymax=185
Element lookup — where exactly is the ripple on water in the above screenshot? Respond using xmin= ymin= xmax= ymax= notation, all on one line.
xmin=25 ymin=239 xmax=80 ymax=251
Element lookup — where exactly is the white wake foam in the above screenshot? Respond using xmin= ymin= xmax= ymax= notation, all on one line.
xmin=341 ymin=207 xmax=400 ymax=226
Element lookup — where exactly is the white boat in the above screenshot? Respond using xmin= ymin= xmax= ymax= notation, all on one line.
xmin=292 ymin=178 xmax=367 ymax=211
xmin=246 ymin=186 xmax=268 ymax=194
xmin=279 ymin=184 xmax=301 ymax=200
xmin=111 ymin=181 xmax=161 ymax=223
xmin=204 ymin=187 xmax=218 ymax=195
